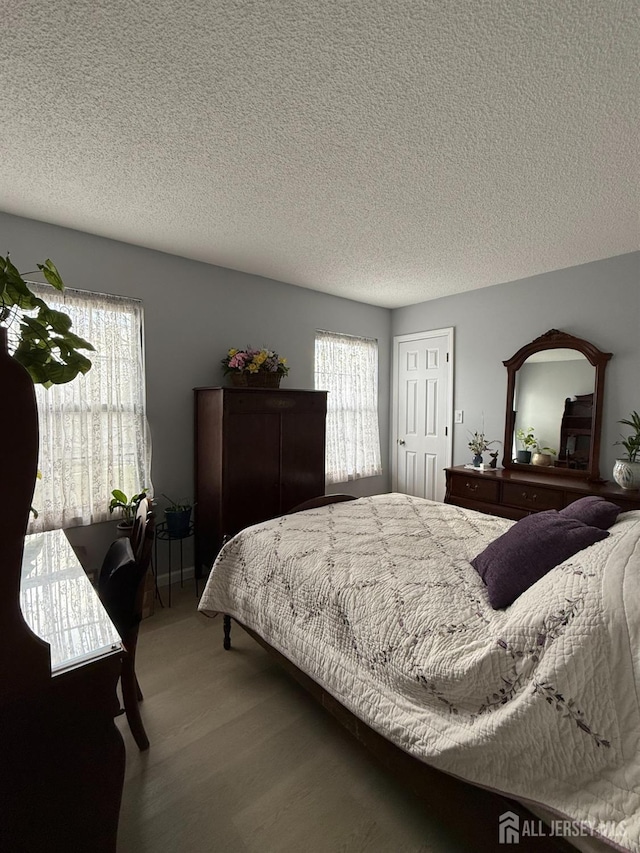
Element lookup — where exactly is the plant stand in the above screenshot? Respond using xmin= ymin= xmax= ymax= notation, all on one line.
xmin=153 ymin=520 xmax=196 ymax=607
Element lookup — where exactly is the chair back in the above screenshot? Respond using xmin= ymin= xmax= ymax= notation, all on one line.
xmin=130 ymin=497 xmax=151 ymax=562
xmin=99 ymin=503 xmax=155 ymax=640
xmin=133 ymin=501 xmax=155 ymax=622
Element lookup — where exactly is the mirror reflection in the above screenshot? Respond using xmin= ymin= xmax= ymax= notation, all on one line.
xmin=513 ymin=349 xmax=595 ymax=469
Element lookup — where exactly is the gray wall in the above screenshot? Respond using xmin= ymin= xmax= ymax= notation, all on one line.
xmin=2 ymin=211 xmax=391 ymax=575
xmin=6 ymin=207 xmax=638 ymax=576
xmin=392 ymin=251 xmax=640 ymax=477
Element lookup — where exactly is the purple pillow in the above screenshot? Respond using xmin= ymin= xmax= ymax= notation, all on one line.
xmin=559 ymin=496 xmax=621 ymax=530
xmin=471 ymin=510 xmax=609 ymax=609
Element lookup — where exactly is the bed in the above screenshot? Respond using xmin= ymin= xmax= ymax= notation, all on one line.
xmin=198 ymin=492 xmax=640 ymax=853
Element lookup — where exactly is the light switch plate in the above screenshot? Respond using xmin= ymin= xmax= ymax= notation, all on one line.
xmin=454 ymin=410 xmax=464 ymax=424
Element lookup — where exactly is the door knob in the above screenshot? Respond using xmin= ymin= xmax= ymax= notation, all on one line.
xmin=398 ymin=439 xmax=406 ymax=445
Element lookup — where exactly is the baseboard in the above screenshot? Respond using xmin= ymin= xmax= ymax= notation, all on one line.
xmin=155 ymin=564 xmax=195 ymax=589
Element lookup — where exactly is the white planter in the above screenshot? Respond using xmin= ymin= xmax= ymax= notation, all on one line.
xmin=613 ymin=459 xmax=640 ymax=491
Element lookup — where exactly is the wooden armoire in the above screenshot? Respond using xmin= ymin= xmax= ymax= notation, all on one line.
xmin=194 ymin=387 xmax=327 ymax=576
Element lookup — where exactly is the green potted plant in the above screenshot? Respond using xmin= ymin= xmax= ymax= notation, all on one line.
xmin=1 ymin=255 xmax=94 ymax=386
xmin=109 ymin=487 xmax=150 ymax=530
xmin=613 ymin=411 xmax=640 ymax=490
xmin=515 ymin=427 xmax=537 ymax=464
xmin=1 ymin=255 xmax=95 ymax=520
xmin=162 ymin=494 xmax=194 ymax=538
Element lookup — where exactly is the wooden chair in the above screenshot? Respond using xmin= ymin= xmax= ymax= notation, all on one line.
xmin=130 ymin=496 xmax=151 ymax=563
xmin=99 ymin=498 xmax=155 ymax=750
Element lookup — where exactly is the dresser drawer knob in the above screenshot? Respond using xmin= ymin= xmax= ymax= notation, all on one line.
xmin=465 ymin=482 xmax=478 ymax=492
xmin=521 ymin=491 xmax=538 ymax=502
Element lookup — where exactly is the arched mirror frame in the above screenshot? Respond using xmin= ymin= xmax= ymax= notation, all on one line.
xmin=502 ymin=329 xmax=612 ymax=482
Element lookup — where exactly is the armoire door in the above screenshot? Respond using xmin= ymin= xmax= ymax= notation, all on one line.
xmin=194 ymin=387 xmax=327 ymax=576
xmin=223 ymin=410 xmax=281 ymax=536
xmin=280 ymin=411 xmax=326 ymax=512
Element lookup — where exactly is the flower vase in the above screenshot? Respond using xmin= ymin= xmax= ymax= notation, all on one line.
xmin=472 ymin=453 xmax=483 ymax=467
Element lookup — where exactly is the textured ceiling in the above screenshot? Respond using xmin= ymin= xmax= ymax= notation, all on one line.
xmin=1 ymin=1 xmax=638 ymax=308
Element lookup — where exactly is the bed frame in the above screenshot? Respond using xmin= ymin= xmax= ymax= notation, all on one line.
xmin=220 ymin=495 xmax=584 ymax=853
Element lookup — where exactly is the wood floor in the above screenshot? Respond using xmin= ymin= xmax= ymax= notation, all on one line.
xmin=114 ymin=584 xmax=527 ymax=853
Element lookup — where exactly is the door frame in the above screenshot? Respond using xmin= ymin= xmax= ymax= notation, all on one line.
xmin=391 ymin=327 xmax=454 ymax=495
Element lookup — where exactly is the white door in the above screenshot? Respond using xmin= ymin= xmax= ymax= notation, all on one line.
xmin=392 ymin=329 xmax=453 ymax=502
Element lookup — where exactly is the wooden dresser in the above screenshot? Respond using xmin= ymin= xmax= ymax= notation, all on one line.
xmin=445 ymin=465 xmax=640 ymax=520
xmin=194 ymin=387 xmax=327 ymax=576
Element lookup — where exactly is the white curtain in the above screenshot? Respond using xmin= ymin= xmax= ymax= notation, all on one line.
xmin=315 ymin=330 xmax=382 ymax=484
xmin=25 ymin=285 xmax=152 ymax=533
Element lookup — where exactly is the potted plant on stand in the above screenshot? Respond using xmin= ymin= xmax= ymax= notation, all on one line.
xmin=108 ymin=488 xmax=150 ymax=532
xmin=162 ymin=495 xmax=194 ymax=538
xmin=515 ymin=427 xmax=537 ymax=464
xmin=613 ymin=411 xmax=640 ymax=490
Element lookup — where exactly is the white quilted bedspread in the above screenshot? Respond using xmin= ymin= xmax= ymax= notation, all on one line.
xmin=198 ymin=494 xmax=640 ymax=851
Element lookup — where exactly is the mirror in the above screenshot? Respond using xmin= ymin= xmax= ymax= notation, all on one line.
xmin=514 ymin=350 xmax=594 ymax=468
xmin=503 ymin=330 xmax=612 ymax=481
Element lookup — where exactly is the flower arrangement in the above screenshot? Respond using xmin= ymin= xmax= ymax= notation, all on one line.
xmin=468 ymin=431 xmax=498 ymax=455
xmin=221 ymin=346 xmax=290 ymax=376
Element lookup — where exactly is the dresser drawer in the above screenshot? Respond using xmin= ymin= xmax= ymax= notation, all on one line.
xmin=502 ymin=482 xmax=564 ymax=512
xmin=448 ymin=474 xmax=499 ymax=504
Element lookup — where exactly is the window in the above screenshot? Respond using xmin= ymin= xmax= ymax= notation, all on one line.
xmin=314 ymin=330 xmax=382 ymax=484
xmin=25 ymin=285 xmax=151 ymax=533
